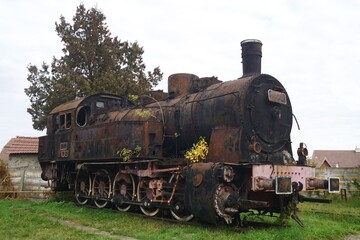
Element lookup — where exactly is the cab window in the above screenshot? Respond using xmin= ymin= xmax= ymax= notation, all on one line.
xmin=96 ymin=101 xmax=105 ymax=108
xmin=76 ymin=106 xmax=90 ymax=127
xmin=58 ymin=112 xmax=72 ymax=129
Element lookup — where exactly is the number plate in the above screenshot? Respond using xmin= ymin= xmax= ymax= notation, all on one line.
xmin=268 ymin=89 xmax=287 ymax=105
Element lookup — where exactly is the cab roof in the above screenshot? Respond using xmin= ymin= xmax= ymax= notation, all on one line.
xmin=49 ymin=93 xmax=126 ymax=115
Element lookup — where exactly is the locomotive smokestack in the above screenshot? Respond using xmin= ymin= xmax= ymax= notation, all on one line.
xmin=241 ymin=39 xmax=262 ymax=76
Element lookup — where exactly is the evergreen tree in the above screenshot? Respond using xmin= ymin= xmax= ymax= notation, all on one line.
xmin=25 ymin=4 xmax=162 ymax=130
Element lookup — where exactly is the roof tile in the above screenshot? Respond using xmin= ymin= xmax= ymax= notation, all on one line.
xmin=312 ymin=150 xmax=360 ymax=168
xmin=7 ymin=136 xmax=39 ymax=154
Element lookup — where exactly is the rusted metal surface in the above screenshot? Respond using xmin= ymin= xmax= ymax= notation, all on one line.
xmin=306 ymin=177 xmax=329 ymax=190
xmin=316 ymin=167 xmax=359 ymax=193
xmin=37 ymin=39 xmax=340 ymax=227
xmin=168 ymin=74 xmax=221 ymax=98
xmin=184 ymin=163 xmax=240 ymax=224
xmin=40 ymin=72 xmax=293 ymax=166
xmin=302 ymin=177 xmax=341 ymax=194
xmin=252 ymin=164 xmax=315 ymax=191
xmin=49 ymin=98 xmax=84 ymax=114
xmin=252 ymin=164 xmax=337 ymax=192
xmin=44 ymin=108 xmax=163 ymax=163
xmin=185 ymin=163 xmax=227 ymax=224
xmin=168 ymin=73 xmax=199 ymax=97
xmin=207 ymin=127 xmax=242 ymax=163
xmin=241 ymin=39 xmax=262 ymax=76
xmin=253 ymin=176 xmax=274 ymax=191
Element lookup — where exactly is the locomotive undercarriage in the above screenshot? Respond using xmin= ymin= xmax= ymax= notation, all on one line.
xmin=42 ymin=160 xmax=338 ymax=226
xmin=72 ymin=160 xmax=194 ymax=221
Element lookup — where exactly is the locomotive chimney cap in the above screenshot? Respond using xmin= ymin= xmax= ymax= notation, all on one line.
xmin=241 ymin=39 xmax=262 ymax=76
xmin=241 ymin=39 xmax=262 ymax=45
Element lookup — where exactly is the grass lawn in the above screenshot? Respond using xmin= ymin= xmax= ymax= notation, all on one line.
xmin=0 ymin=195 xmax=359 ymax=240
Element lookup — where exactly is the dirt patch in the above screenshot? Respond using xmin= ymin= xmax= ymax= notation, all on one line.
xmin=345 ymin=235 xmax=360 ymax=240
xmin=47 ymin=216 xmax=137 ymax=240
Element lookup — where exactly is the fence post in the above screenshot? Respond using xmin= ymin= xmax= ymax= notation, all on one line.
xmin=340 ymin=188 xmax=347 ymax=201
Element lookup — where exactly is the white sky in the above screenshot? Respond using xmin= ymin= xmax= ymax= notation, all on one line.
xmin=0 ymin=0 xmax=359 ymax=155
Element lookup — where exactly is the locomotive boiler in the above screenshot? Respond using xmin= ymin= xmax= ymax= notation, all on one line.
xmin=38 ymin=39 xmax=340 ymax=226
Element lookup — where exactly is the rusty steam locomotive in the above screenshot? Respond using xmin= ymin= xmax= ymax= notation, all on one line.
xmin=39 ymin=39 xmax=339 ymax=226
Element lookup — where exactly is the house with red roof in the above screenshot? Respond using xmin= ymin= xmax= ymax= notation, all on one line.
xmin=0 ymin=136 xmax=39 ymax=163
xmin=0 ymin=136 xmax=50 ymax=196
xmin=312 ymin=148 xmax=360 ymax=168
xmin=311 ymin=148 xmax=360 ymax=195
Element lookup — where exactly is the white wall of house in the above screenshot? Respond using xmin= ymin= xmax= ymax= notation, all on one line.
xmin=8 ymin=154 xmax=50 ymax=192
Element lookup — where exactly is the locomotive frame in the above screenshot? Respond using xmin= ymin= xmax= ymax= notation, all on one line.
xmin=38 ymin=39 xmax=340 ymax=226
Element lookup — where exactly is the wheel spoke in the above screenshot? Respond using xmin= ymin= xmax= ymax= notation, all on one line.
xmin=75 ymin=168 xmax=91 ymax=205
xmin=113 ymin=173 xmax=135 ymax=212
xmin=169 ymin=174 xmax=194 ymax=222
xmin=137 ymin=178 xmax=159 ymax=216
xmin=93 ymin=169 xmax=111 ymax=208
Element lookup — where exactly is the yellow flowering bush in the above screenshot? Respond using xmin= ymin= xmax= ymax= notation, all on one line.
xmin=118 ymin=145 xmax=142 ymax=162
xmin=184 ymin=137 xmax=209 ymax=163
xmin=135 ymin=109 xmax=154 ymax=119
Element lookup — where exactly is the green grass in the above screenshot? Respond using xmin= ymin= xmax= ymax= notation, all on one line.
xmin=0 ymin=197 xmax=359 ymax=240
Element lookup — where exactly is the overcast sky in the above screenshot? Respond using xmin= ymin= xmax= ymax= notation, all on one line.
xmin=0 ymin=0 xmax=359 ymax=155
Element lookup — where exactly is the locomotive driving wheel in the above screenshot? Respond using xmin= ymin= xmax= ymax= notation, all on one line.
xmin=74 ymin=167 xmax=91 ymax=205
xmin=169 ymin=174 xmax=194 ymax=222
xmin=137 ymin=178 xmax=160 ymax=216
xmin=92 ymin=169 xmax=111 ymax=208
xmin=113 ymin=172 xmax=135 ymax=211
